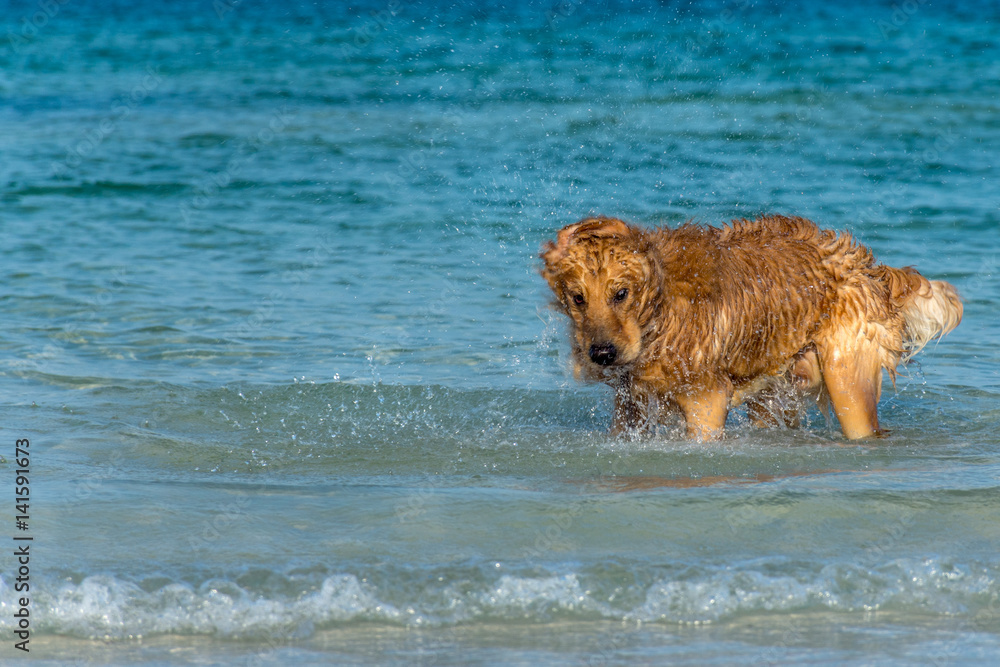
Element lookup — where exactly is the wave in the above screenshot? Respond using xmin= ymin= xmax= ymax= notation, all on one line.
xmin=5 ymin=557 xmax=998 ymax=640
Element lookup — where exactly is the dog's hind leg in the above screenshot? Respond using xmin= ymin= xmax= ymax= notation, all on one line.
xmin=817 ymin=337 xmax=885 ymax=439
xmin=738 ymin=346 xmax=823 ymax=430
xmin=745 ymin=390 xmax=802 ymax=429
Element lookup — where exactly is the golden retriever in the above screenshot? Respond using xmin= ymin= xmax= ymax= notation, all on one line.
xmin=540 ymin=215 xmax=962 ymax=440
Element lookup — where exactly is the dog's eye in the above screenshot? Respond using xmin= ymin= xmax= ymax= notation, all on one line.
xmin=571 ymin=294 xmax=585 ymax=306
xmin=612 ymin=288 xmax=628 ymax=304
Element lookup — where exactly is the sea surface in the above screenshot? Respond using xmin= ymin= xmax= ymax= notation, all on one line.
xmin=1 ymin=0 xmax=999 ymax=664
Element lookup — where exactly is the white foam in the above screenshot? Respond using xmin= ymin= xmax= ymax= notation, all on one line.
xmin=630 ymin=558 xmax=998 ymax=623
xmin=1 ymin=557 xmax=997 ymax=639
xmin=477 ymin=573 xmax=611 ymax=619
xmin=629 ymin=571 xmax=823 ymax=623
xmin=2 ymin=573 xmax=400 ymax=640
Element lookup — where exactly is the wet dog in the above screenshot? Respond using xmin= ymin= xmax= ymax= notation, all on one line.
xmin=540 ymin=215 xmax=962 ymax=440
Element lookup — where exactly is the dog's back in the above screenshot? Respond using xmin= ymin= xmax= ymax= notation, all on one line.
xmin=685 ymin=215 xmax=961 ymax=368
xmin=703 ymin=214 xmax=961 ymax=377
xmin=646 ymin=216 xmax=861 ymax=382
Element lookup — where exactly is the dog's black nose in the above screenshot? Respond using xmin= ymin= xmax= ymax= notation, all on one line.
xmin=589 ymin=342 xmax=618 ymax=366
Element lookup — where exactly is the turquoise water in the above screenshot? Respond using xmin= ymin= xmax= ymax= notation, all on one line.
xmin=2 ymin=0 xmax=999 ymax=664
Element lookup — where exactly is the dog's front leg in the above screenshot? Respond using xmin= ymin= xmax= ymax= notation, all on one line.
xmin=610 ymin=380 xmax=644 ymax=435
xmin=675 ymin=387 xmax=731 ymax=441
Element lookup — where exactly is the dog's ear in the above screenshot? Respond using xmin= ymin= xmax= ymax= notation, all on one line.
xmin=540 ymin=217 xmax=632 ymax=268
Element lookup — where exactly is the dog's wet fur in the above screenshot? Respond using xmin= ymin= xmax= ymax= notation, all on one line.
xmin=541 ymin=215 xmax=962 ymax=440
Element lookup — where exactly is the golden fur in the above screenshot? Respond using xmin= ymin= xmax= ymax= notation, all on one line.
xmin=540 ymin=215 xmax=962 ymax=440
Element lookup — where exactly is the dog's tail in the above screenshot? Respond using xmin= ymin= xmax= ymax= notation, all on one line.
xmin=889 ymin=268 xmax=963 ymax=363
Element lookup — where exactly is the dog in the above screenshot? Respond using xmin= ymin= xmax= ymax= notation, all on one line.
xmin=540 ymin=215 xmax=962 ymax=440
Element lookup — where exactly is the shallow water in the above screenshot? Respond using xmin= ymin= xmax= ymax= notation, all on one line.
xmin=2 ymin=0 xmax=999 ymax=664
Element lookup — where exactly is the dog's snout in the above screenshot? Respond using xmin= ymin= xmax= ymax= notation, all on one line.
xmin=589 ymin=342 xmax=618 ymax=366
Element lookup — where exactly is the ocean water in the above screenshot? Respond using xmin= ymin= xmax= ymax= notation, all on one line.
xmin=1 ymin=0 xmax=999 ymax=664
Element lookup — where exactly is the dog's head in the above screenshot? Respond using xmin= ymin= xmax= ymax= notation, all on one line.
xmin=540 ymin=217 xmax=659 ymax=379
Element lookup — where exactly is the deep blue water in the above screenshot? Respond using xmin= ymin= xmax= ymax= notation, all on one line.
xmin=1 ymin=1 xmax=999 ymax=664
